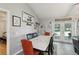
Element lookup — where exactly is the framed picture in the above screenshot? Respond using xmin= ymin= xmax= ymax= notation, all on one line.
xmin=22 ymin=11 xmax=34 ymax=26
xmin=22 ymin=11 xmax=34 ymax=22
xmin=34 ymin=22 xmax=40 ymax=29
xmin=26 ymin=22 xmax=32 ymax=26
xmin=12 ymin=15 xmax=21 ymax=27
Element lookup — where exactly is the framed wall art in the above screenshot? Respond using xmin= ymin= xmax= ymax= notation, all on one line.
xmin=34 ymin=22 xmax=40 ymax=29
xmin=12 ymin=15 xmax=21 ymax=27
xmin=22 ymin=11 xmax=34 ymax=26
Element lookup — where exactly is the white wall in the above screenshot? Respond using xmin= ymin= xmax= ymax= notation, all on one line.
xmin=39 ymin=18 xmax=55 ymax=35
xmin=0 ymin=3 xmax=39 ymax=55
xmin=69 ymin=4 xmax=79 ymax=36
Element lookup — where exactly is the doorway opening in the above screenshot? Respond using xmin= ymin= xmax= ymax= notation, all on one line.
xmin=54 ymin=19 xmax=72 ymax=43
xmin=0 ymin=11 xmax=7 ymax=55
xmin=0 ymin=8 xmax=10 ymax=55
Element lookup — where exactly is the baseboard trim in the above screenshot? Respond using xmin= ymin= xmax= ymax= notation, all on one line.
xmin=14 ymin=49 xmax=22 ymax=55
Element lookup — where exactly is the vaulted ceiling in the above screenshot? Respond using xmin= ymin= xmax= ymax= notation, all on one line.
xmin=28 ymin=3 xmax=74 ymax=20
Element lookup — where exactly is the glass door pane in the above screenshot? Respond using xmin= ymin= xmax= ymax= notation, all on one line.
xmin=64 ymin=23 xmax=71 ymax=40
xmin=54 ymin=24 xmax=60 ymax=40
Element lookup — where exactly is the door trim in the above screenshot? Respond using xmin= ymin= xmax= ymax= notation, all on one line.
xmin=0 ymin=8 xmax=10 ymax=55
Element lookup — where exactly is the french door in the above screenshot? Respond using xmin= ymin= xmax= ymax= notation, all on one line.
xmin=54 ymin=21 xmax=72 ymax=43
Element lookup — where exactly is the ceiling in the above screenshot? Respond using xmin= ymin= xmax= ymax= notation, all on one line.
xmin=27 ymin=3 xmax=74 ymax=20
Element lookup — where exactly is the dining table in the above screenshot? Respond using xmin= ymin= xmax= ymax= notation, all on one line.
xmin=30 ymin=35 xmax=53 ymax=55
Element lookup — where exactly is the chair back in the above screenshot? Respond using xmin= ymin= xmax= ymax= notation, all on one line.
xmin=48 ymin=36 xmax=54 ymax=50
xmin=44 ymin=32 xmax=50 ymax=36
xmin=50 ymin=37 xmax=53 ymax=47
xmin=21 ymin=39 xmax=33 ymax=55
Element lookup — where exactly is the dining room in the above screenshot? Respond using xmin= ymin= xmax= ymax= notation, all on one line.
xmin=0 ymin=3 xmax=78 ymax=55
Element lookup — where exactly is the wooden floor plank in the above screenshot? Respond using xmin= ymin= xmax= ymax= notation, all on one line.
xmin=0 ymin=42 xmax=6 ymax=55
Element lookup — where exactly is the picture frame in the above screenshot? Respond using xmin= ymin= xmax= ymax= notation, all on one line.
xmin=12 ymin=15 xmax=21 ymax=27
xmin=26 ymin=22 xmax=32 ymax=26
xmin=22 ymin=11 xmax=34 ymax=22
xmin=34 ymin=22 xmax=40 ymax=29
xmin=22 ymin=11 xmax=34 ymax=26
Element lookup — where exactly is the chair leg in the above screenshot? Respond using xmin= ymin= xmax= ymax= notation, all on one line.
xmin=48 ymin=45 xmax=54 ymax=55
xmin=51 ymin=48 xmax=53 ymax=55
xmin=48 ymin=50 xmax=50 ymax=55
xmin=48 ymin=45 xmax=51 ymax=55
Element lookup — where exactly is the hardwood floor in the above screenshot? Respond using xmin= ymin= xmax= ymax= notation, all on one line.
xmin=0 ymin=41 xmax=6 ymax=55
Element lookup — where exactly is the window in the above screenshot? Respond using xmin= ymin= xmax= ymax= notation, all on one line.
xmin=65 ymin=23 xmax=71 ymax=31
xmin=55 ymin=24 xmax=60 ymax=32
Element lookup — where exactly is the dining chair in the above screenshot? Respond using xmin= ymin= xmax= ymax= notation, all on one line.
xmin=42 ymin=35 xmax=54 ymax=55
xmin=44 ymin=32 xmax=50 ymax=36
xmin=21 ymin=39 xmax=40 ymax=55
xmin=48 ymin=36 xmax=54 ymax=55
